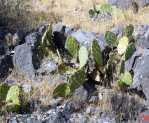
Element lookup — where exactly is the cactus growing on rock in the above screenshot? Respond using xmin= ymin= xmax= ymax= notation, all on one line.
xmin=65 ymin=36 xmax=80 ymax=58
xmin=69 ymin=68 xmax=87 ymax=92
xmin=125 ymin=43 xmax=136 ymax=61
xmin=53 ymin=83 xmax=70 ymax=97
xmin=0 ymin=84 xmax=10 ymax=101
xmin=117 ymin=36 xmax=129 ymax=55
xmin=53 ymin=25 xmax=136 ymax=97
xmin=123 ymin=24 xmax=134 ymax=38
xmin=105 ymin=31 xmax=118 ymax=47
xmin=118 ymin=71 xmax=133 ymax=86
xmin=6 ymin=85 xmax=20 ymax=112
xmin=91 ymin=40 xmax=103 ymax=68
xmin=79 ymin=46 xmax=88 ymax=68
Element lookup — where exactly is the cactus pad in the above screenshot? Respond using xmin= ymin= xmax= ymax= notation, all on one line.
xmin=117 ymin=36 xmax=129 ymax=55
xmin=105 ymin=31 xmax=117 ymax=47
xmin=125 ymin=43 xmax=136 ymax=61
xmin=124 ymin=24 xmax=134 ymax=37
xmin=79 ymin=46 xmax=88 ymax=68
xmin=69 ymin=69 xmax=86 ymax=92
xmin=6 ymin=85 xmax=20 ymax=112
xmin=91 ymin=40 xmax=103 ymax=67
xmin=53 ymin=83 xmax=70 ymax=97
xmin=119 ymin=71 xmax=133 ymax=86
xmin=65 ymin=36 xmax=80 ymax=57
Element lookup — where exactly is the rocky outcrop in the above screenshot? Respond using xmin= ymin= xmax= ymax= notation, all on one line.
xmin=107 ymin=0 xmax=149 ymax=9
xmin=13 ymin=43 xmax=35 ymax=79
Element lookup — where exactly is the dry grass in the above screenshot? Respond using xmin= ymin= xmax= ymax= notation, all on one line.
xmin=1 ymin=0 xmax=148 ymax=32
xmin=62 ymin=7 xmax=149 ymax=33
xmin=29 ymin=0 xmax=149 ymax=32
xmin=6 ymin=70 xmax=66 ymax=105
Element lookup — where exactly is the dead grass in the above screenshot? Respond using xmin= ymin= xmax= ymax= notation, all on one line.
xmin=0 ymin=0 xmax=148 ymax=32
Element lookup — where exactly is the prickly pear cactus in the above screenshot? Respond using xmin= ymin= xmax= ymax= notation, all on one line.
xmin=91 ymin=40 xmax=103 ymax=68
xmin=65 ymin=36 xmax=80 ymax=58
xmin=118 ymin=71 xmax=133 ymax=86
xmin=53 ymin=83 xmax=70 ymax=97
xmin=100 ymin=4 xmax=113 ymax=14
xmin=37 ymin=24 xmax=55 ymax=57
xmin=0 ymin=84 xmax=9 ymax=101
xmin=79 ymin=46 xmax=88 ymax=68
xmin=117 ymin=36 xmax=129 ymax=55
xmin=106 ymin=51 xmax=121 ymax=81
xmin=6 ymin=85 xmax=20 ymax=112
xmin=69 ymin=69 xmax=87 ymax=92
xmin=42 ymin=24 xmax=54 ymax=48
xmin=124 ymin=24 xmax=134 ymax=37
xmin=125 ymin=43 xmax=136 ymax=61
xmin=105 ymin=31 xmax=117 ymax=47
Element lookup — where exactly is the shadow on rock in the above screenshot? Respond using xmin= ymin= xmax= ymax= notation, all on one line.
xmin=0 ymin=55 xmax=13 ymax=81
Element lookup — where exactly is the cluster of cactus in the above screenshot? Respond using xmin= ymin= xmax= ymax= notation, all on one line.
xmin=89 ymin=3 xmax=113 ymax=18
xmin=12 ymin=23 xmax=135 ymax=98
xmin=53 ymin=24 xmax=136 ymax=97
xmin=0 ymin=84 xmax=20 ymax=113
xmin=35 ymin=24 xmax=56 ymax=60
xmin=104 ymin=24 xmax=135 ymax=86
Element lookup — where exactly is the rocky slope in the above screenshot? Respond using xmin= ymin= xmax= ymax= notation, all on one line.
xmin=0 ymin=0 xmax=149 ymax=123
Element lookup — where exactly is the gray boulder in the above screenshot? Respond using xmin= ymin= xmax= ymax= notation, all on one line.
xmin=25 ymin=32 xmax=40 ymax=47
xmin=134 ymin=25 xmax=149 ymax=49
xmin=13 ymin=43 xmax=35 ymax=79
xmin=71 ymin=30 xmax=96 ymax=48
xmin=107 ymin=0 xmax=133 ymax=9
xmin=130 ymin=49 xmax=149 ymax=104
xmin=71 ymin=30 xmax=107 ymax=50
xmin=37 ymin=59 xmax=58 ymax=74
xmin=72 ymin=86 xmax=88 ymax=102
xmin=108 ymin=0 xmax=149 ymax=9
xmin=135 ymin=0 xmax=149 ymax=7
xmin=132 ymin=49 xmax=149 ymax=89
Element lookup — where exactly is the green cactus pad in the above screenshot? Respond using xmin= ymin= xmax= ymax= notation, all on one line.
xmin=125 ymin=43 xmax=136 ymax=61
xmin=119 ymin=71 xmax=133 ymax=86
xmin=53 ymin=83 xmax=70 ymax=97
xmin=69 ymin=69 xmax=86 ymax=92
xmin=6 ymin=85 xmax=20 ymax=112
xmin=42 ymin=24 xmax=54 ymax=48
xmin=37 ymin=24 xmax=55 ymax=57
xmin=100 ymin=4 xmax=113 ymax=14
xmin=0 ymin=84 xmax=9 ymax=101
xmin=105 ymin=31 xmax=117 ymax=47
xmin=58 ymin=63 xmax=75 ymax=74
xmin=117 ymin=36 xmax=129 ymax=55
xmin=91 ymin=40 xmax=103 ymax=67
xmin=65 ymin=36 xmax=80 ymax=57
xmin=124 ymin=24 xmax=134 ymax=37
xmin=79 ymin=46 xmax=88 ymax=68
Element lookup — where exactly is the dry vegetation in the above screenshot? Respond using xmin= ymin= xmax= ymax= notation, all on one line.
xmin=0 ymin=0 xmax=148 ymax=103
xmin=0 ymin=0 xmax=149 ymax=32
xmin=0 ymin=0 xmax=148 ymax=113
